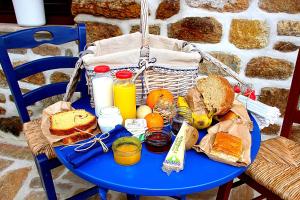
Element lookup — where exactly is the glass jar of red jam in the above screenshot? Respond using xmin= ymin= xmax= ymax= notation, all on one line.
xmin=145 ymin=128 xmax=172 ymax=153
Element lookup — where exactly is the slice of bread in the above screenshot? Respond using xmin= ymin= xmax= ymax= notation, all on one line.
xmin=196 ymin=75 xmax=234 ymax=115
xmin=211 ymin=132 xmax=243 ymax=163
xmin=50 ymin=110 xmax=96 ymax=136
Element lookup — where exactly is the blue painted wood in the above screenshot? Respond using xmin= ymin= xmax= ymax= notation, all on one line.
xmin=66 ymin=186 xmax=99 ymax=200
xmin=22 ymin=82 xmax=85 ymax=107
xmin=0 ymin=24 xmax=89 ymax=200
xmin=14 ymin=57 xmax=78 ymax=80
xmin=55 ymin=97 xmax=261 ymax=198
xmin=2 ymin=26 xmax=79 ymax=49
xmin=35 ymin=154 xmax=58 ymax=200
xmin=0 ymin=24 xmax=87 ymax=123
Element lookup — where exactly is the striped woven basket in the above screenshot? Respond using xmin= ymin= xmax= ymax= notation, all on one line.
xmin=64 ymin=0 xmax=249 ymax=106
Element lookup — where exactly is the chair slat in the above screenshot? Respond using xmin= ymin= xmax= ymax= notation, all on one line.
xmin=23 ymin=82 xmax=84 ymax=107
xmin=14 ymin=56 xmax=78 ymax=80
xmin=3 ymin=26 xmax=79 ymax=49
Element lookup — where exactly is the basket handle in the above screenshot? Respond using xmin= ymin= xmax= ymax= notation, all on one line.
xmin=140 ymin=0 xmax=149 ymax=47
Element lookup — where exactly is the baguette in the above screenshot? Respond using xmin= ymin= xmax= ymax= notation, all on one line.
xmin=50 ymin=110 xmax=96 ymax=136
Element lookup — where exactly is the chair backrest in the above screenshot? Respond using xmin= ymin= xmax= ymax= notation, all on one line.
xmin=281 ymin=50 xmax=300 ymax=138
xmin=0 ymin=24 xmax=88 ymax=123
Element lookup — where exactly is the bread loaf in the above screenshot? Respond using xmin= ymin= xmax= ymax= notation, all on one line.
xmin=211 ymin=132 xmax=242 ymax=163
xmin=196 ymin=75 xmax=234 ymax=115
xmin=50 ymin=110 xmax=97 ymax=136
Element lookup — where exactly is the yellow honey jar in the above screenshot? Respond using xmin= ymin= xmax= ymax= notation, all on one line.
xmin=112 ymin=137 xmax=142 ymax=166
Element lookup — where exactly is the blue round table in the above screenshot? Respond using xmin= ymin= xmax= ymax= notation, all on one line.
xmin=54 ymin=97 xmax=261 ymax=199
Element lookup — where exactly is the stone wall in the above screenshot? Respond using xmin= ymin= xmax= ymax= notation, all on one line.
xmin=0 ymin=0 xmax=299 ymax=137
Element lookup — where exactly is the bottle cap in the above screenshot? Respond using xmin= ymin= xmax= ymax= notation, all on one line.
xmin=115 ymin=70 xmax=133 ymax=79
xmin=94 ymin=65 xmax=110 ymax=73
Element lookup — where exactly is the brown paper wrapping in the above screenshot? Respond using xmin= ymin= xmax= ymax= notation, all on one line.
xmin=41 ymin=101 xmax=97 ymax=146
xmin=193 ymin=101 xmax=252 ymax=167
xmin=185 ymin=87 xmax=207 ymax=115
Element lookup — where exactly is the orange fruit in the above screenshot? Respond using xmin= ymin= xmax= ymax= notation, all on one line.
xmin=144 ymin=113 xmax=164 ymax=129
xmin=146 ymin=89 xmax=174 ymax=109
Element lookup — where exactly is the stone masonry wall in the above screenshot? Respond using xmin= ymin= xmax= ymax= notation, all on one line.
xmin=0 ymin=0 xmax=299 ymax=137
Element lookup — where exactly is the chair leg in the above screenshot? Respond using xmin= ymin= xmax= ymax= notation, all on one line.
xmin=216 ymin=180 xmax=233 ymax=200
xmin=98 ymin=187 xmax=108 ymax=200
xmin=127 ymin=194 xmax=140 ymax=200
xmin=35 ymin=154 xmax=57 ymax=200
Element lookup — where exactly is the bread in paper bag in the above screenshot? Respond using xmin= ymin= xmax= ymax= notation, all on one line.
xmin=193 ymin=100 xmax=252 ymax=167
xmin=41 ymin=101 xmax=98 ymax=146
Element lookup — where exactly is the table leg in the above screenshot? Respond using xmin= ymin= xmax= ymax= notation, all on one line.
xmin=171 ymin=195 xmax=186 ymax=200
xmin=127 ymin=194 xmax=140 ymax=200
xmin=216 ymin=180 xmax=233 ymax=200
xmin=98 ymin=187 xmax=108 ymax=200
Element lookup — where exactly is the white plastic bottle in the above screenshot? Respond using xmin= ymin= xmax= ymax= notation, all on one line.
xmin=92 ymin=65 xmax=113 ymax=116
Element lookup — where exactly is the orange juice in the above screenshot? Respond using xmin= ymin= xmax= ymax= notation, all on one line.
xmin=113 ymin=70 xmax=136 ymax=122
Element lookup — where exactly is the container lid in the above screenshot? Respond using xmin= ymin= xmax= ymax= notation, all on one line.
xmin=94 ymin=65 xmax=110 ymax=73
xmin=115 ymin=70 xmax=133 ymax=79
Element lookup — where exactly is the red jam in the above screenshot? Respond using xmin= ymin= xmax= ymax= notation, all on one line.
xmin=145 ymin=130 xmax=172 ymax=153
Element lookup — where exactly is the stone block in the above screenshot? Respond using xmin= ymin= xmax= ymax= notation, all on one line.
xmin=199 ymin=51 xmax=241 ymax=75
xmin=245 ymin=57 xmax=293 ymax=80
xmin=229 ymin=19 xmax=269 ymax=49
xmin=156 ymin=0 xmax=180 ymax=19
xmin=0 ymin=167 xmax=31 ymax=200
xmin=0 ymin=70 xmax=8 ymax=88
xmin=25 ymin=191 xmax=46 ymax=200
xmin=261 ymin=124 xmax=281 ymax=135
xmin=0 ymin=158 xmax=13 ymax=171
xmin=0 ymin=116 xmax=23 ymax=136
xmin=0 ymin=93 xmax=5 ymax=103
xmin=84 ymin=22 xmax=122 ymax=43
xmin=32 ymin=44 xmax=61 ymax=56
xmin=168 ymin=17 xmax=222 ymax=43
xmin=130 ymin=25 xmax=160 ymax=35
xmin=277 ymin=20 xmax=300 ymax=36
xmin=0 ymin=106 xmax=6 ymax=115
xmin=71 ymin=0 xmax=140 ymax=19
xmin=21 ymin=73 xmax=46 ymax=85
xmin=259 ymin=87 xmax=290 ymax=116
xmin=8 ymin=48 xmax=27 ymax=54
xmin=50 ymin=72 xmax=70 ymax=83
xmin=186 ymin=0 xmax=249 ymax=12
xmin=259 ymin=0 xmax=300 ymax=13
xmin=273 ymin=41 xmax=299 ymax=52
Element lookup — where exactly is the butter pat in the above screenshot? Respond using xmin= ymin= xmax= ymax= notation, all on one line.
xmin=162 ymin=122 xmax=187 ymax=175
xmin=125 ymin=119 xmax=147 ymax=141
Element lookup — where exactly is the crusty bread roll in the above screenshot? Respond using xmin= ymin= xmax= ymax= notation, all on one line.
xmin=50 ymin=110 xmax=97 ymax=136
xmin=196 ymin=75 xmax=234 ymax=115
xmin=211 ymin=132 xmax=242 ymax=163
xmin=217 ymin=111 xmax=239 ymax=121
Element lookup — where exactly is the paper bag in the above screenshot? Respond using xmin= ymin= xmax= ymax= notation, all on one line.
xmin=41 ymin=101 xmax=97 ymax=146
xmin=193 ymin=101 xmax=252 ymax=167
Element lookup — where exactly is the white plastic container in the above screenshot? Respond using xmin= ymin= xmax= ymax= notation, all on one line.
xmin=92 ymin=65 xmax=114 ymax=116
xmin=98 ymin=107 xmax=123 ymax=133
xmin=12 ymin=0 xmax=46 ymax=26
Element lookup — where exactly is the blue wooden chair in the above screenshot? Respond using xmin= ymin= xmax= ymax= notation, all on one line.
xmin=0 ymin=24 xmax=98 ymax=199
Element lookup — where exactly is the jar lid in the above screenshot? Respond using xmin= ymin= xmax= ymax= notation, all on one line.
xmin=94 ymin=65 xmax=110 ymax=73
xmin=115 ymin=70 xmax=133 ymax=79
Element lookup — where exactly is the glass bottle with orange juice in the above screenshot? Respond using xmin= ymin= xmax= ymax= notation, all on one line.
xmin=113 ymin=70 xmax=136 ymax=122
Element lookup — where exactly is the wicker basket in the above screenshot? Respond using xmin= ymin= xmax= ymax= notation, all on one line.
xmin=64 ymin=0 xmax=250 ymax=106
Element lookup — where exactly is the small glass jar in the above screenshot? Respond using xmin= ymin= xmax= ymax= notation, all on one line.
xmin=145 ymin=128 xmax=172 ymax=153
xmin=112 ymin=137 xmax=142 ymax=166
xmin=98 ymin=107 xmax=123 ymax=133
xmin=171 ymin=107 xmax=193 ymax=135
xmin=113 ymin=70 xmax=137 ymax=122
xmin=92 ymin=65 xmax=113 ymax=116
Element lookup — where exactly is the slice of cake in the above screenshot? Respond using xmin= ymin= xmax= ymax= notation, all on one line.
xmin=196 ymin=75 xmax=234 ymax=115
xmin=50 ymin=110 xmax=97 ymax=136
xmin=211 ymin=132 xmax=243 ymax=163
